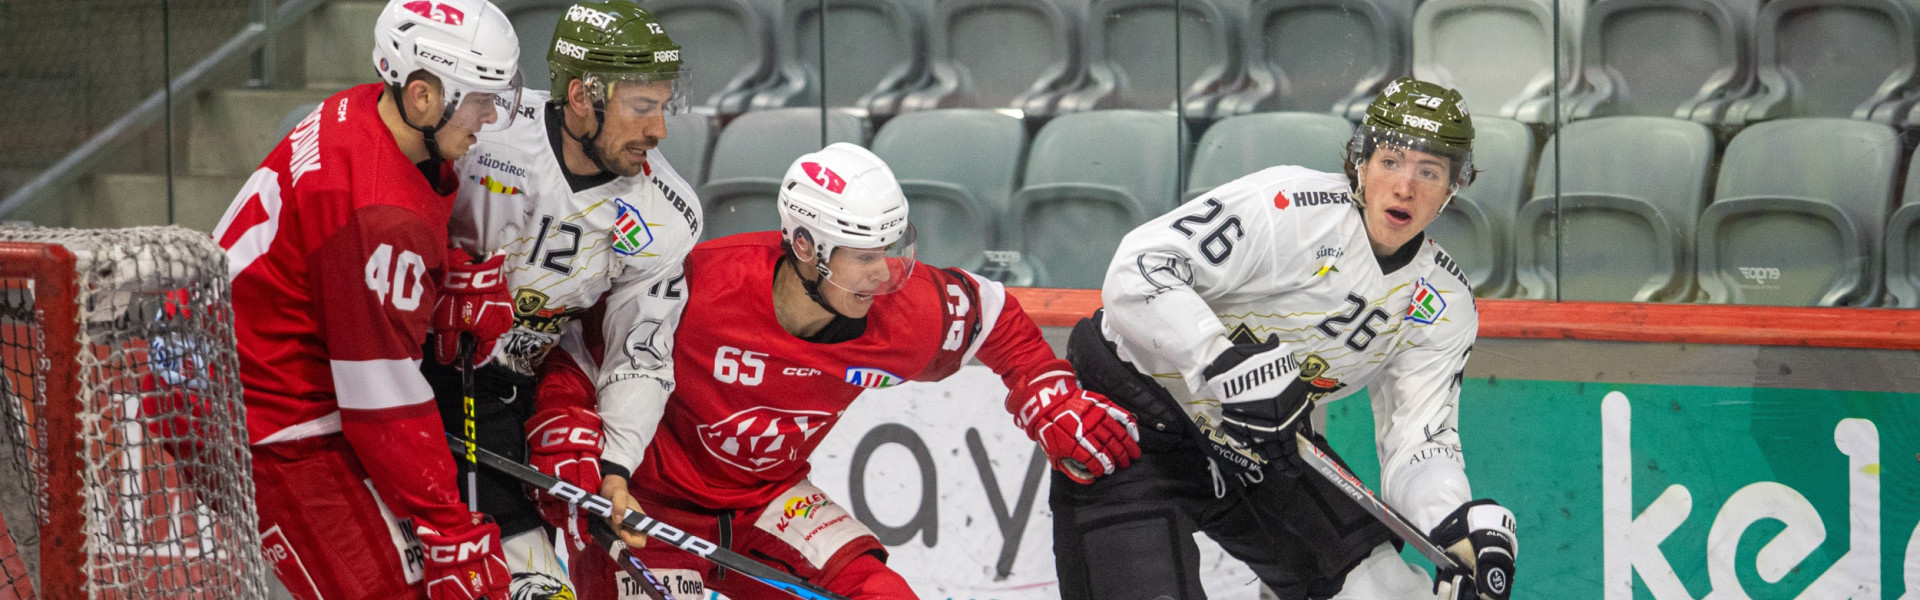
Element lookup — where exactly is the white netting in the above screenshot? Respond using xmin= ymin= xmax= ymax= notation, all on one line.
xmin=0 ymin=225 xmax=271 ymax=599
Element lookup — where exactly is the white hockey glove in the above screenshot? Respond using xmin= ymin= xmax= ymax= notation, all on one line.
xmin=1200 ymin=335 xmax=1342 ymax=477
xmin=1430 ymin=499 xmax=1517 ymax=600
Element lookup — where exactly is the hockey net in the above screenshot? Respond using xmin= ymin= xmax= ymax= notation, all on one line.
xmin=0 ymin=225 xmax=270 ymax=600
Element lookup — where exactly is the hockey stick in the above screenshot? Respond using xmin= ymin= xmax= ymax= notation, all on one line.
xmin=458 ymin=334 xmax=478 ymax=512
xmin=586 ymin=519 xmax=676 ymax=600
xmin=1292 ymin=432 xmax=1468 ymax=598
xmin=445 ymin=434 xmax=854 ymax=600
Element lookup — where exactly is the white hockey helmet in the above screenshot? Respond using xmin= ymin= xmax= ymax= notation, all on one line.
xmin=372 ymin=0 xmax=525 ymax=133
xmin=778 ymin=143 xmax=918 ymax=296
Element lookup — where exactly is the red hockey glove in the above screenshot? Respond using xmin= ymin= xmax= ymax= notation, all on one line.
xmin=1007 ymin=361 xmax=1141 ymax=484
xmin=416 ymin=512 xmax=510 ymax=600
xmin=432 ymin=248 xmax=513 ymax=366
xmin=527 ymin=406 xmax=604 ymax=553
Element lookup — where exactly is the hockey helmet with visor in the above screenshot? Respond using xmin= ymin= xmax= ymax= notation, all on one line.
xmin=779 ymin=143 xmax=918 ymax=301
xmin=548 ymin=0 xmax=688 ymax=172
xmin=372 ymin=0 xmax=525 ymax=145
xmin=1346 ymin=77 xmax=1476 ymax=201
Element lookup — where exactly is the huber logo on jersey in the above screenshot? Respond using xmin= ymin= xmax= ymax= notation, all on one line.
xmin=845 ymin=367 xmax=902 ymax=389
xmin=611 ymin=199 xmax=656 ymax=256
xmin=1407 ymin=278 xmax=1447 ymax=324
xmin=402 ymin=1 xmax=464 ymax=25
xmin=696 ymin=406 xmax=835 ymax=472
xmin=801 ymin=162 xmax=847 ymax=194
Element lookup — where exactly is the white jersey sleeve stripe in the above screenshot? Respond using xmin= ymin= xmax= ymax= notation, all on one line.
xmin=331 ymin=358 xmax=433 ymax=411
xmin=959 ymin=270 xmax=1008 ymax=367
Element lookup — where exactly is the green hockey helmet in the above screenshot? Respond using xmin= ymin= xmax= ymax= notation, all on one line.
xmin=547 ymin=0 xmax=686 ymax=113
xmin=1347 ymin=77 xmax=1476 ymax=189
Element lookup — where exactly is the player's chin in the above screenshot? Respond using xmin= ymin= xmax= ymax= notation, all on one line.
xmin=836 ymin=292 xmax=876 ymax=317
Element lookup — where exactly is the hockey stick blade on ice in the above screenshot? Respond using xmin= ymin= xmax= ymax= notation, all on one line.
xmin=1292 ymin=433 xmax=1465 ymax=572
xmin=445 ymin=434 xmax=853 ymax=600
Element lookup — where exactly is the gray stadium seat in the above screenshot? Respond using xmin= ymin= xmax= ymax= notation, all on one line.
xmin=643 ymin=0 xmax=779 ymax=117
xmin=901 ymin=0 xmax=1086 ymax=118
xmin=1234 ymin=0 xmax=1409 ymax=119
xmin=276 ymin=103 xmax=321 ymax=142
xmin=1697 ymin=118 xmax=1901 ymax=306
xmin=752 ymin=0 xmax=932 ymax=119
xmin=1512 ymin=117 xmax=1716 ymax=302
xmin=1008 ymin=110 xmax=1187 ymax=288
xmin=1423 ymin=116 xmax=1533 ymax=297
xmin=1411 ymin=0 xmax=1574 ymax=124
xmin=697 ymin=108 xmax=867 ymax=240
xmin=1054 ymin=0 xmax=1249 ymax=121
xmin=1566 ymin=0 xmax=1754 ymax=124
xmin=656 ymin=113 xmax=715 ymax=187
xmin=870 ymin=109 xmax=1027 ymax=267
xmin=1882 ymin=153 xmax=1920 ymax=307
xmin=1724 ymin=0 xmax=1920 ymax=127
xmin=1186 ymin=112 xmax=1353 ymax=200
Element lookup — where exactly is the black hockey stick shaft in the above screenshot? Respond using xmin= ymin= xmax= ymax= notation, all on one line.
xmin=586 ymin=519 xmax=675 ymax=600
xmin=1292 ymin=432 xmax=1462 ymax=571
xmin=445 ymin=434 xmax=853 ymax=600
xmin=458 ymin=334 xmax=478 ymax=512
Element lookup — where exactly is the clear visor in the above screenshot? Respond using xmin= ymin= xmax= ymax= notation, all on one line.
xmin=820 ymin=224 xmax=918 ymax=297
xmin=444 ymin=71 xmax=525 ymax=133
xmin=1351 ymin=124 xmax=1472 ymax=190
xmin=582 ymin=70 xmax=690 ymax=117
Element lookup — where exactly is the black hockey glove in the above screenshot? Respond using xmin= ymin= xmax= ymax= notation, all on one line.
xmin=1199 ymin=335 xmax=1343 ymax=478
xmin=1430 ymin=499 xmax=1518 ymax=600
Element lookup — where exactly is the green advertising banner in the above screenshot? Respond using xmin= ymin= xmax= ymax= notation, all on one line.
xmin=1321 ymin=379 xmax=1920 ymax=600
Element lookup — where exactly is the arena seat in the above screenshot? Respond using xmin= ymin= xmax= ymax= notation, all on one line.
xmin=752 ymin=0 xmax=932 ymax=119
xmin=1696 ymin=118 xmax=1900 ymax=306
xmin=901 ymin=0 xmax=1086 ymax=119
xmin=697 ymin=108 xmax=867 ymax=240
xmin=1424 ymin=116 xmax=1533 ymax=297
xmin=1724 ymin=0 xmax=1920 ymax=127
xmin=1054 ymin=0 xmax=1249 ymax=121
xmin=1410 ymin=0 xmax=1574 ymax=124
xmin=656 ymin=112 xmax=715 ymax=187
xmin=1008 ymin=110 xmax=1186 ymax=288
xmin=1565 ymin=0 xmax=1753 ymax=124
xmin=1512 ymin=117 xmax=1716 ymax=303
xmin=1233 ymin=0 xmax=1409 ymax=119
xmin=1185 ymin=112 xmax=1353 ymax=200
xmin=870 ymin=109 xmax=1027 ymax=267
xmin=1881 ymin=152 xmax=1920 ymax=307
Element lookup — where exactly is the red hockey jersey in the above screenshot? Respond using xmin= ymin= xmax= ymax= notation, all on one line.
xmin=211 ymin=83 xmax=468 ymax=531
xmin=632 ymin=232 xmax=1057 ymax=510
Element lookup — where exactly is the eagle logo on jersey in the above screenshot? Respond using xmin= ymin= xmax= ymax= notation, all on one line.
xmin=611 ymin=199 xmax=657 ymax=256
xmin=509 ymin=572 xmax=574 ymax=600
xmin=1407 ymin=278 xmax=1448 ymax=324
xmin=844 ymin=367 xmax=903 ymax=388
xmin=697 ymin=407 xmax=835 ymax=472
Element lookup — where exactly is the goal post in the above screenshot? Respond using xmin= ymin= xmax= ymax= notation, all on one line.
xmin=0 ymin=225 xmax=271 ymax=600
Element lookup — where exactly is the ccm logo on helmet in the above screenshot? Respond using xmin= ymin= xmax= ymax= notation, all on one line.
xmin=415 ymin=48 xmax=454 ymax=68
xmin=564 ymin=5 xmax=615 ymax=28
xmin=801 ymin=162 xmax=847 ymax=194
xmin=402 ymin=1 xmax=464 ymax=25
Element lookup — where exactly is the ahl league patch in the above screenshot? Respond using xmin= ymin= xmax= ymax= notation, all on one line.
xmin=611 ymin=198 xmax=655 ymax=256
xmin=1407 ymin=277 xmax=1447 ymax=324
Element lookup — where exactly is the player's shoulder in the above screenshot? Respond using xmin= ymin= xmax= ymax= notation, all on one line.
xmin=1199 ymin=165 xmax=1356 ymax=225
xmin=690 ymin=231 xmax=783 ymax=268
xmin=1403 ymin=237 xmax=1479 ymax=336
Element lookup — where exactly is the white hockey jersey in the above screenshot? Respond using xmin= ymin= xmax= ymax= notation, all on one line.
xmin=1101 ymin=165 xmax=1477 ymax=533
xmin=449 ymin=89 xmax=703 ymax=472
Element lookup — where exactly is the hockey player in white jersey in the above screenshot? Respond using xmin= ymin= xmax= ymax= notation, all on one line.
xmin=1052 ymin=78 xmax=1517 ymax=600
xmin=424 ymin=1 xmax=701 ymax=597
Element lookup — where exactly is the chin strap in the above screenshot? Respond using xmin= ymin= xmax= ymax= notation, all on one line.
xmin=560 ymin=100 xmax=614 ymax=175
xmin=389 ymin=83 xmax=454 ymax=161
xmin=783 ymin=254 xmax=849 ymax=319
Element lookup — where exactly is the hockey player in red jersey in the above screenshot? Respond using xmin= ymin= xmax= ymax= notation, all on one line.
xmin=542 ymin=143 xmax=1141 ymax=600
xmin=208 ymin=0 xmax=524 ymax=598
